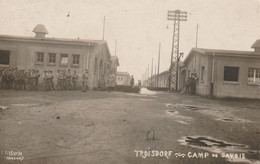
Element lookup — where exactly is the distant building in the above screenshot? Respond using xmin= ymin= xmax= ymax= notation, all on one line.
xmin=181 ymin=41 xmax=260 ymax=99
xmin=144 ymin=70 xmax=169 ymax=88
xmin=0 ymin=24 xmax=118 ymax=89
xmin=116 ymin=72 xmax=131 ymax=86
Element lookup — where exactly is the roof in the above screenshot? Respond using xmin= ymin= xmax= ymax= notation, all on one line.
xmin=184 ymin=48 xmax=260 ymax=64
xmin=0 ymin=34 xmax=107 ymax=46
xmin=251 ymin=39 xmax=260 ymax=48
xmin=33 ymin=24 xmax=48 ymax=34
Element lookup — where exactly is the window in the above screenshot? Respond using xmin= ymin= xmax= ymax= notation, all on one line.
xmin=72 ymin=54 xmax=80 ymax=65
xmin=248 ymin=68 xmax=260 ymax=84
xmin=224 ymin=66 xmax=239 ymax=82
xmin=49 ymin=53 xmax=56 ymax=63
xmin=36 ymin=52 xmax=44 ymax=63
xmin=0 ymin=50 xmax=10 ymax=65
xmin=201 ymin=66 xmax=205 ymax=81
xmin=60 ymin=54 xmax=68 ymax=65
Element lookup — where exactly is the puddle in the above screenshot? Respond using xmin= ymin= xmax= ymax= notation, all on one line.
xmin=166 ymin=103 xmax=251 ymax=124
xmin=166 ymin=110 xmax=191 ymax=125
xmin=182 ymin=136 xmax=246 ymax=149
xmin=11 ymin=104 xmax=39 ymax=107
xmin=139 ymin=88 xmax=157 ymax=95
xmin=167 ymin=110 xmax=179 ymax=114
xmin=186 ymin=106 xmax=199 ymax=111
xmin=11 ymin=102 xmax=50 ymax=107
xmin=166 ymin=104 xmax=176 ymax=108
xmin=0 ymin=106 xmax=9 ymax=110
xmin=166 ymin=103 xmax=209 ymax=110
xmin=179 ymin=136 xmax=260 ymax=163
xmin=140 ymin=99 xmax=154 ymax=101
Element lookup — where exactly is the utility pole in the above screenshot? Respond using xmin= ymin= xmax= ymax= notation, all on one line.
xmin=196 ymin=23 xmax=199 ymax=48
xmin=155 ymin=65 xmax=157 ymax=87
xmin=151 ymin=58 xmax=153 ymax=87
xmin=148 ymin=64 xmax=149 ymax=87
xmin=115 ymin=40 xmax=117 ymax=56
xmin=102 ymin=16 xmax=105 ymax=40
xmin=167 ymin=10 xmax=187 ymax=91
xmin=157 ymin=43 xmax=161 ymax=88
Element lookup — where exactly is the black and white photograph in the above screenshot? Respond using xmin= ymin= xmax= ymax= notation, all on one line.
xmin=0 ymin=0 xmax=260 ymax=163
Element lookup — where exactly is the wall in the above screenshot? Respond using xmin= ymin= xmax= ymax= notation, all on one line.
xmin=116 ymin=74 xmax=130 ymax=86
xmin=214 ymin=55 xmax=260 ymax=99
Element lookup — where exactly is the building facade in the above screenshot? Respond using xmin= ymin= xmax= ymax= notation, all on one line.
xmin=182 ymin=41 xmax=260 ymax=99
xmin=116 ymin=72 xmax=131 ymax=86
xmin=0 ymin=24 xmax=118 ymax=89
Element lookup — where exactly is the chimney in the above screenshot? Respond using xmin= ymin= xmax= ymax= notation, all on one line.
xmin=251 ymin=39 xmax=260 ymax=52
xmin=33 ymin=24 xmax=48 ymax=38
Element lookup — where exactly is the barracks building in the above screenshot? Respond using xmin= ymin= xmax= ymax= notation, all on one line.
xmin=145 ymin=40 xmax=260 ymax=99
xmin=180 ymin=40 xmax=260 ymax=99
xmin=0 ymin=24 xmax=119 ymax=89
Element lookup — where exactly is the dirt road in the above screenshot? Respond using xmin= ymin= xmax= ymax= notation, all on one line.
xmin=0 ymin=89 xmax=260 ymax=164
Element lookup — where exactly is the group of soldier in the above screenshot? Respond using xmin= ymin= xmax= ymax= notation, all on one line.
xmin=54 ymin=69 xmax=80 ymax=91
xmin=0 ymin=67 xmax=40 ymax=90
xmin=0 ymin=67 xmax=83 ymax=91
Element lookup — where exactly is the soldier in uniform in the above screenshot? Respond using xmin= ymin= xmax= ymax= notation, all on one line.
xmin=34 ymin=70 xmax=40 ymax=90
xmin=138 ymin=80 xmax=142 ymax=89
xmin=2 ymin=69 xmax=7 ymax=89
xmin=49 ymin=71 xmax=55 ymax=90
xmin=107 ymin=71 xmax=115 ymax=92
xmin=65 ymin=69 xmax=71 ymax=90
xmin=7 ymin=68 xmax=13 ymax=89
xmin=72 ymin=71 xmax=78 ymax=90
xmin=130 ymin=75 xmax=135 ymax=88
xmin=20 ymin=69 xmax=26 ymax=90
xmin=30 ymin=70 xmax=35 ymax=90
xmin=82 ymin=69 xmax=88 ymax=92
xmin=43 ymin=71 xmax=49 ymax=91
xmin=25 ymin=70 xmax=31 ymax=90
xmin=61 ymin=70 xmax=66 ymax=90
xmin=16 ymin=69 xmax=22 ymax=90
xmin=0 ymin=68 xmax=3 ymax=89
xmin=56 ymin=70 xmax=62 ymax=91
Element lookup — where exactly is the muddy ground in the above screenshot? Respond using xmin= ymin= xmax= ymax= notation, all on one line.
xmin=0 ymin=88 xmax=260 ymax=164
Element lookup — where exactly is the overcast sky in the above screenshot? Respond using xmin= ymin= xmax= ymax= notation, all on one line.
xmin=0 ymin=0 xmax=260 ymax=81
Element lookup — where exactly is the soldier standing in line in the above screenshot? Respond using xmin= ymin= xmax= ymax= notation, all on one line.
xmin=31 ymin=69 xmax=36 ymax=90
xmin=72 ymin=71 xmax=78 ymax=90
xmin=43 ymin=71 xmax=49 ymax=91
xmin=56 ymin=70 xmax=62 ymax=91
xmin=29 ymin=70 xmax=34 ymax=90
xmin=1 ymin=69 xmax=5 ymax=89
xmin=34 ymin=70 xmax=40 ymax=90
xmin=66 ymin=69 xmax=71 ymax=90
xmin=0 ymin=69 xmax=2 ymax=89
xmin=20 ymin=69 xmax=26 ymax=90
xmin=25 ymin=70 xmax=31 ymax=90
xmin=61 ymin=70 xmax=66 ymax=90
xmin=82 ymin=69 xmax=88 ymax=92
xmin=16 ymin=69 xmax=22 ymax=90
xmin=7 ymin=69 xmax=13 ymax=89
xmin=48 ymin=71 xmax=55 ymax=90
xmin=4 ymin=69 xmax=8 ymax=89
xmin=12 ymin=68 xmax=18 ymax=90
